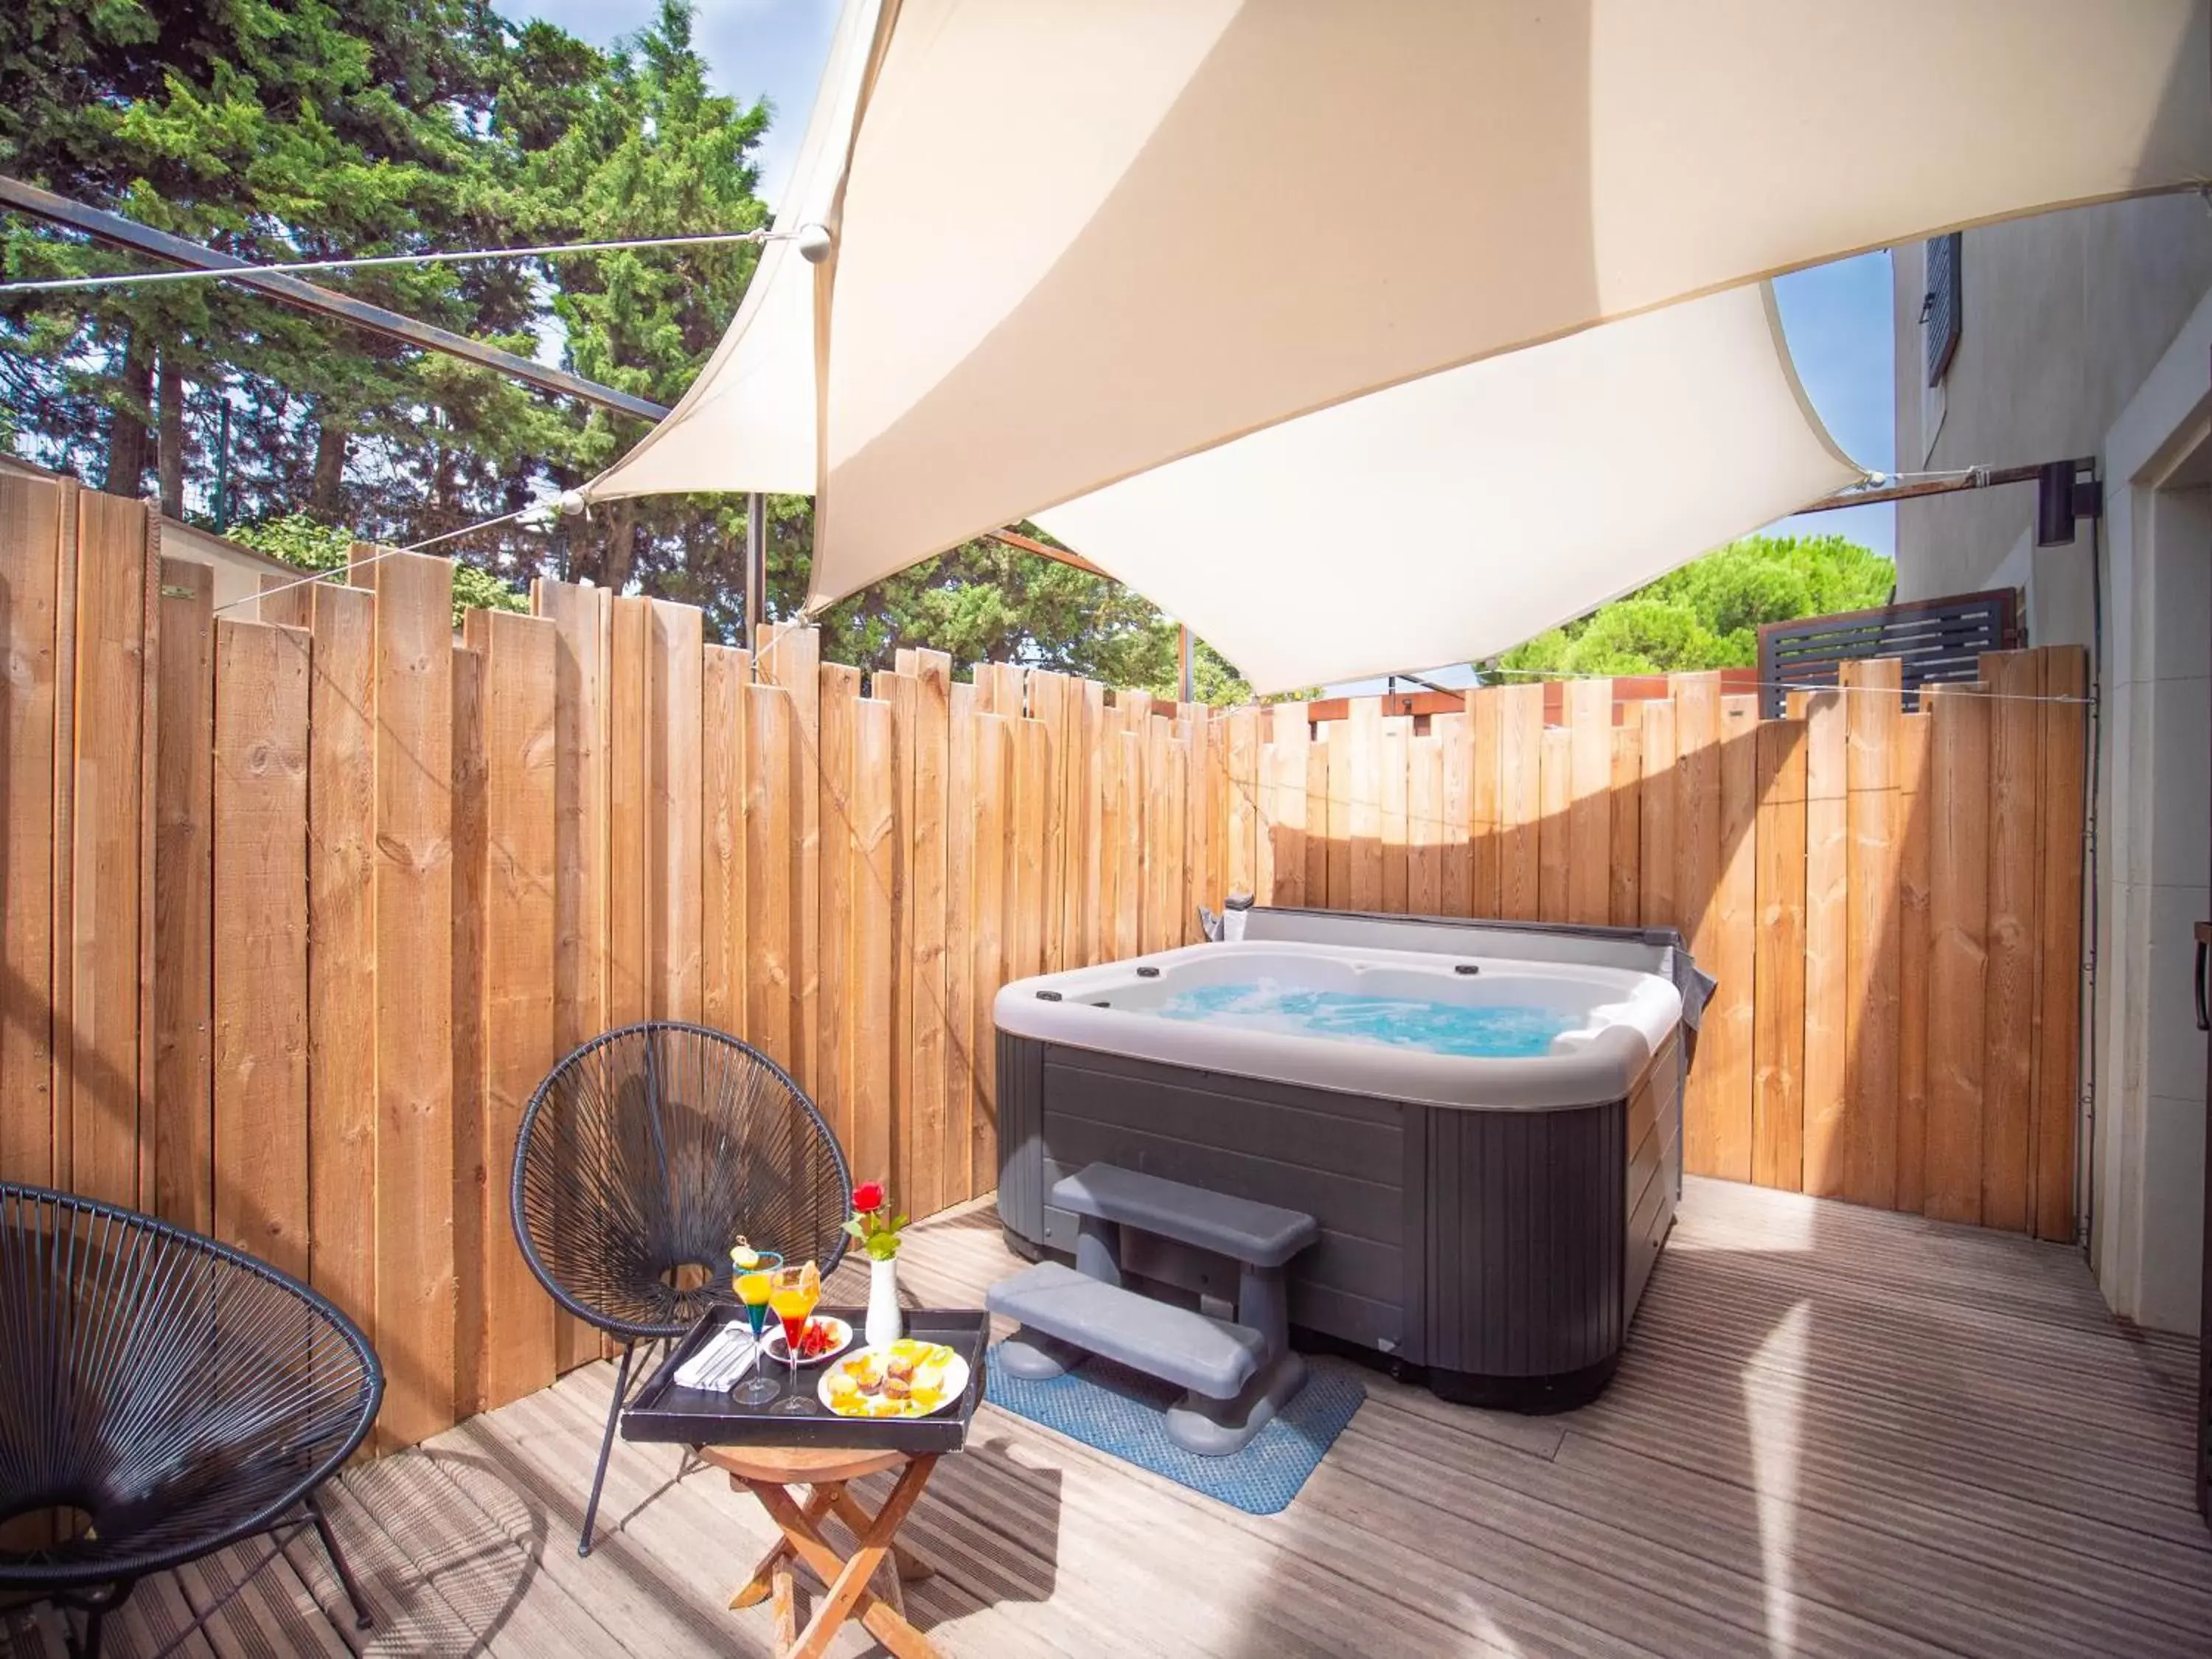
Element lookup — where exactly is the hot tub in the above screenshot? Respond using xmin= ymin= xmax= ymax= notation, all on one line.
xmin=994 ymin=909 xmax=1703 ymax=1409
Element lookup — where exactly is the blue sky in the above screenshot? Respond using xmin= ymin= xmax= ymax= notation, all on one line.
xmin=518 ymin=1 xmax=1900 ymax=688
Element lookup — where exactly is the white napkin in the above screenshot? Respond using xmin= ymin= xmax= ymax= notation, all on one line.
xmin=674 ymin=1323 xmax=759 ymax=1391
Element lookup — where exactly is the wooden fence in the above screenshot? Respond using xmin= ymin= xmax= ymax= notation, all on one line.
xmin=0 ymin=473 xmax=2087 ymax=1453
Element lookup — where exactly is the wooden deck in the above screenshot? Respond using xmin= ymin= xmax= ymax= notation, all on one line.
xmin=8 ymin=1178 xmax=2208 ymax=1658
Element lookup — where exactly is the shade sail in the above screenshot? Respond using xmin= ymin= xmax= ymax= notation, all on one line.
xmin=584 ymin=0 xmax=883 ymax=499
xmin=803 ymin=0 xmax=2211 ymax=604
xmin=1034 ymin=282 xmax=1861 ymax=694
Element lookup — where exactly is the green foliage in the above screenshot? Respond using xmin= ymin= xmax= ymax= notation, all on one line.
xmin=754 ymin=501 xmax=1259 ymax=702
xmin=1492 ymin=535 xmax=1893 ymax=679
xmin=0 ymin=0 xmax=1257 ymax=695
xmin=229 ymin=512 xmax=526 ymax=627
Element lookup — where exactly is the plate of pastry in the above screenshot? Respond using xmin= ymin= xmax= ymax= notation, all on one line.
xmin=818 ymin=1338 xmax=970 ymax=1419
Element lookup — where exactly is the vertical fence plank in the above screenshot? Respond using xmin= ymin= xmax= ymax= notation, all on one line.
xmin=1380 ymin=714 xmax=1411 ymax=913
xmin=944 ymin=681 xmax=975 ymax=1205
xmin=1496 ymin=684 xmax=1543 ymax=920
xmin=1227 ymin=706 xmax=1259 ymax=902
xmin=1925 ymin=685 xmax=1991 ymax=1225
xmin=470 ymin=611 xmax=557 ymax=1411
xmin=535 ymin=580 xmax=608 ymax=1374
xmin=1708 ymin=694 xmax=1760 ymax=1184
xmin=135 ymin=512 xmax=159 ymax=1208
xmin=756 ymin=626 xmax=821 ymax=1099
xmin=1099 ymin=688 xmax=1125 ymax=947
xmin=1896 ymin=709 xmax=1933 ymax=1215
xmin=1268 ymin=705 xmax=1309 ymax=908
xmin=0 ymin=475 xmax=60 ymax=1186
xmin=1436 ymin=711 xmax=1473 ymax=917
xmin=703 ymin=649 xmax=752 ymax=1040
xmin=48 ymin=482 xmax=77 ymax=1189
xmin=1841 ymin=659 xmax=1903 ymax=1210
xmin=1672 ymin=673 xmax=1722 ymax=1175
xmin=304 ymin=582 xmax=377 ymax=1343
xmin=212 ymin=618 xmax=310 ymax=1279
xmin=1326 ymin=716 xmax=1354 ymax=908
xmin=1013 ymin=718 xmax=1050 ymax=981
xmin=449 ymin=641 xmax=486 ymax=1421
xmin=1538 ymin=726 xmax=1572 ymax=924
xmin=970 ymin=712 xmax=1009 ymax=1198
xmin=1637 ymin=698 xmax=1676 ymax=931
xmin=1147 ymin=715 xmax=1186 ymax=950
xmin=1753 ymin=718 xmax=1808 ymax=1191
xmin=367 ymin=552 xmax=455 ymax=1446
xmin=849 ymin=697 xmax=896 ymax=1197
xmin=1305 ymin=727 xmax=1331 ymax=908
xmin=881 ymin=667 xmax=915 ymax=1198
xmin=1609 ymin=725 xmax=1643 ymax=928
xmin=2035 ymin=647 xmax=2087 ymax=1242
xmin=1347 ymin=700 xmax=1383 ymax=911
xmin=1029 ymin=672 xmax=1068 ymax=973
xmin=70 ymin=493 xmax=153 ymax=1206
xmin=1568 ymin=681 xmax=1610 ymax=925
xmin=1980 ymin=649 xmax=2043 ymax=1233
xmin=909 ymin=652 xmax=950 ymax=1218
xmin=744 ymin=681 xmax=797 ymax=1076
xmin=153 ymin=555 xmax=214 ymax=1229
xmin=647 ymin=602 xmax=703 ymax=1023
xmin=1466 ymin=689 xmax=1501 ymax=919
xmin=1113 ymin=730 xmax=1144 ymax=959
xmin=1081 ymin=682 xmax=1108 ymax=958
xmin=1800 ymin=688 xmax=1849 ymax=1198
xmin=813 ymin=664 xmax=858 ymax=1156
xmin=1408 ymin=732 xmax=1443 ymax=916
xmin=1185 ymin=703 xmax=1213 ymax=941
xmin=608 ymin=597 xmax=650 ymax=1031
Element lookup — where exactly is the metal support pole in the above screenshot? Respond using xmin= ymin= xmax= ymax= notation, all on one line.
xmin=212 ymin=396 xmax=232 ymax=533
xmin=745 ymin=491 xmax=768 ymax=645
xmin=1179 ymin=623 xmax=1194 ymax=703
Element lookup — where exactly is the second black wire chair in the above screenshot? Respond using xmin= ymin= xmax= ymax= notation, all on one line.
xmin=0 ymin=1182 xmax=381 ymax=1658
xmin=509 ymin=1021 xmax=852 ymax=1555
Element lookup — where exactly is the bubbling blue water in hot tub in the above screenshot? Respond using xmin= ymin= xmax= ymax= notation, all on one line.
xmin=1151 ymin=980 xmax=1576 ymax=1058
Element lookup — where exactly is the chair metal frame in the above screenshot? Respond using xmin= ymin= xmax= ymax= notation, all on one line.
xmin=509 ymin=1020 xmax=852 ymax=1556
xmin=0 ymin=1181 xmax=383 ymax=1658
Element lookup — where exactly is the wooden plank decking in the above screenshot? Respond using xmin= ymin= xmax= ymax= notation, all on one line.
xmin=9 ymin=1178 xmax=2208 ymax=1658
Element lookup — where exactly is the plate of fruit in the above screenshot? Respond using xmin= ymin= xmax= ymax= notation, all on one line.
xmin=818 ymin=1339 xmax=969 ymax=1419
xmin=759 ymin=1315 xmax=854 ymax=1367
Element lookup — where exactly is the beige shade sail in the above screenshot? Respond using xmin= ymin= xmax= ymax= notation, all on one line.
xmin=584 ymin=0 xmax=883 ymax=500
xmin=1034 ymin=282 xmax=1863 ymax=694
xmin=803 ymin=0 xmax=2211 ymax=604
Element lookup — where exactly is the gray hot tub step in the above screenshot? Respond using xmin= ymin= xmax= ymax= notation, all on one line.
xmin=1052 ymin=1163 xmax=1318 ymax=1267
xmin=987 ymin=1260 xmax=1267 ymax=1399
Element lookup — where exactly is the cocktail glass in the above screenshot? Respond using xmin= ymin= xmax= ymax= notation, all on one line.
xmin=768 ymin=1262 xmax=821 ymax=1413
xmin=729 ymin=1248 xmax=784 ymax=1406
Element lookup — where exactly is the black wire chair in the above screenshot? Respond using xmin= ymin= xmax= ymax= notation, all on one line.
xmin=510 ymin=1021 xmax=852 ymax=1556
xmin=0 ymin=1182 xmax=381 ymax=1658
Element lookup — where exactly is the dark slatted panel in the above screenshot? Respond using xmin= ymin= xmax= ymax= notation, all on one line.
xmin=1758 ymin=588 xmax=2018 ymax=717
xmin=1924 ymin=231 xmax=1963 ymax=386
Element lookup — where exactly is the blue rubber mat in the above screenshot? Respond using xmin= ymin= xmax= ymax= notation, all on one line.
xmin=984 ymin=1346 xmax=1365 ymax=1515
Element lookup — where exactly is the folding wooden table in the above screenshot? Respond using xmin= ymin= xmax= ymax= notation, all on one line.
xmin=703 ymin=1442 xmax=942 ymax=1659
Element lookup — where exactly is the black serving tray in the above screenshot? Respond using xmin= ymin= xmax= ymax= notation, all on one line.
xmin=621 ymin=1305 xmax=990 ymax=1454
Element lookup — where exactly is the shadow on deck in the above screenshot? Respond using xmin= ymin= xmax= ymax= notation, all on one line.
xmin=7 ymin=1179 xmax=2207 ymax=1658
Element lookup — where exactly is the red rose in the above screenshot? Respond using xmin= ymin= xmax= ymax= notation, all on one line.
xmin=852 ymin=1181 xmax=886 ymax=1214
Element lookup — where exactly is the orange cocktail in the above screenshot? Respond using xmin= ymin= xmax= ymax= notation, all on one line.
xmin=768 ymin=1261 xmax=821 ymax=1413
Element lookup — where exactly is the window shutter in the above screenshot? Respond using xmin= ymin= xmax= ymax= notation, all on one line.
xmin=1923 ymin=232 xmax=1962 ymax=386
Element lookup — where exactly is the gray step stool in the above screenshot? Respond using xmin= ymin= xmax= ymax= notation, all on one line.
xmin=987 ymin=1164 xmax=1318 ymax=1455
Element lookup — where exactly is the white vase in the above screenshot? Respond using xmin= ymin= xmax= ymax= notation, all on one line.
xmin=866 ymin=1256 xmax=903 ymax=1349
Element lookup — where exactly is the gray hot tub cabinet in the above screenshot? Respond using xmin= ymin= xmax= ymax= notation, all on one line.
xmin=994 ymin=910 xmax=1703 ymax=1411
